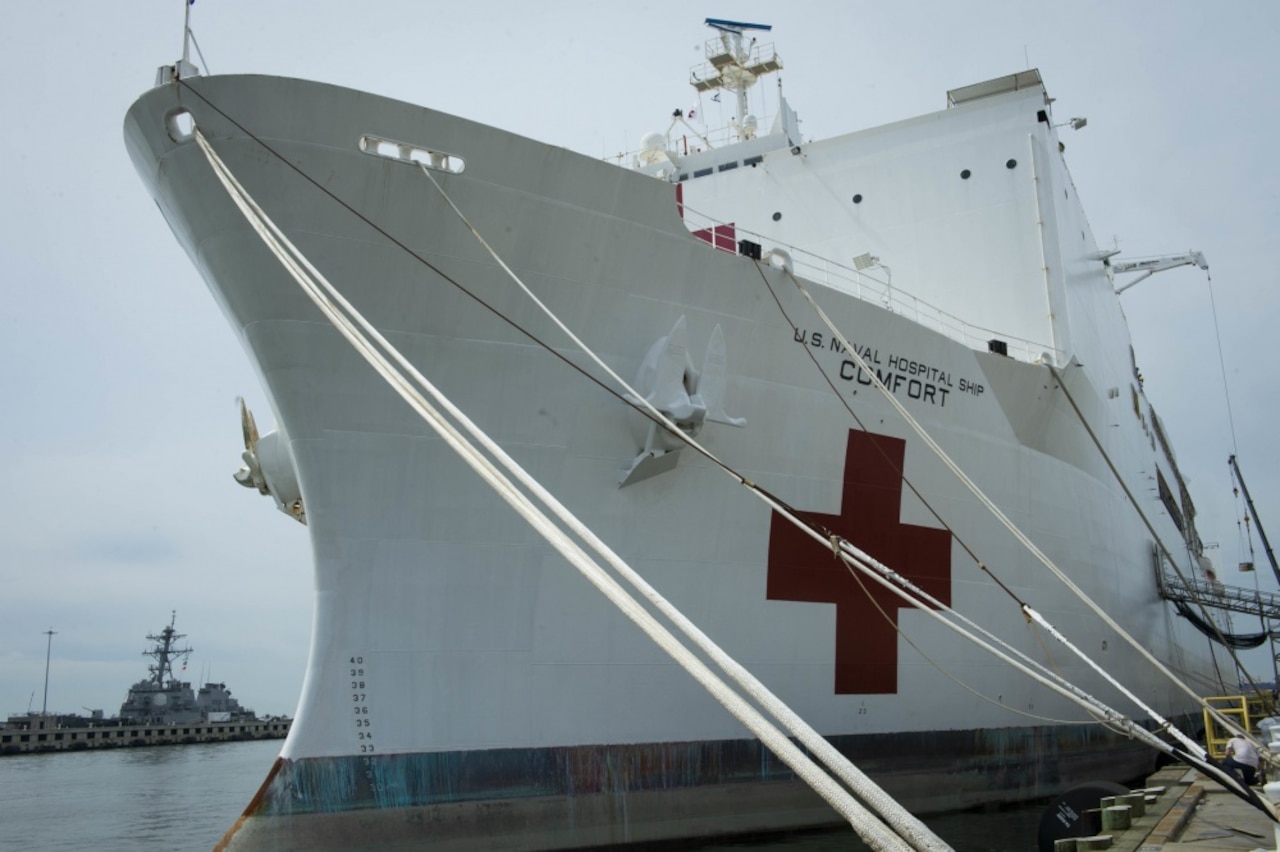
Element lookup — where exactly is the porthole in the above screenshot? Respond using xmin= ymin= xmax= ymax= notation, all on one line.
xmin=960 ymin=169 xmax=971 ymax=180
xmin=772 ymin=212 xmax=782 ymax=221
xmin=852 ymin=194 xmax=863 ymax=204
xmin=1005 ymin=159 xmax=1017 ymax=169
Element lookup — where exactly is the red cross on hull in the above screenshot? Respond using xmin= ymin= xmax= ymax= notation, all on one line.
xmin=767 ymin=430 xmax=952 ymax=694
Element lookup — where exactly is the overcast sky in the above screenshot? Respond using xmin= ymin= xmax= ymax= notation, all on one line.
xmin=1 ymin=1 xmax=1276 ymax=719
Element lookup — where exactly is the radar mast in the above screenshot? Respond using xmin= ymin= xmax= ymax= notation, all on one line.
xmin=144 ymin=611 xmax=193 ymax=687
xmin=692 ymin=18 xmax=782 ymax=141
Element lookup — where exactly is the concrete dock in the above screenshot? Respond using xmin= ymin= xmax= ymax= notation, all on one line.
xmin=0 ymin=714 xmax=291 ymax=755
xmin=1054 ymin=765 xmax=1280 ymax=852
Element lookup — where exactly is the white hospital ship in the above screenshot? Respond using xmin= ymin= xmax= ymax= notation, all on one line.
xmin=126 ymin=18 xmax=1238 ymax=851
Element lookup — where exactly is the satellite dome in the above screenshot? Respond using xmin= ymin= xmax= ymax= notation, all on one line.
xmin=638 ymin=132 xmax=666 ymax=165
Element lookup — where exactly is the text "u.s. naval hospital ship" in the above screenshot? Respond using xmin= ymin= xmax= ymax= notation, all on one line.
xmin=125 ymin=16 xmax=1260 ymax=851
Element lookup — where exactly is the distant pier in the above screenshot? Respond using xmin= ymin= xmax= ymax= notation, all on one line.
xmin=1 ymin=713 xmax=290 ymax=755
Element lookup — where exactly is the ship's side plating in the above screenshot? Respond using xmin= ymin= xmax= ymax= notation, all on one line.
xmin=126 ymin=72 xmax=1217 ymax=850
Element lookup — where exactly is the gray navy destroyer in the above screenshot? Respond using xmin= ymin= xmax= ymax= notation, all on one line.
xmin=2 ymin=614 xmax=289 ymax=754
xmin=119 ymin=613 xmax=257 ymax=725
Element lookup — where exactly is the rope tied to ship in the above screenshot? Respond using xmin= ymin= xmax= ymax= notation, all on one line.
xmin=172 ymin=79 xmax=964 ymax=847
xmin=411 ymin=155 xmax=1273 ymax=811
xmin=769 ymin=260 xmax=1232 ymax=753
xmin=410 ymin=142 xmax=1279 ymax=815
xmin=174 ymin=77 xmax=1276 ymax=822
xmin=758 ymin=256 xmax=1274 ymax=816
xmin=188 ymin=123 xmax=946 ymax=852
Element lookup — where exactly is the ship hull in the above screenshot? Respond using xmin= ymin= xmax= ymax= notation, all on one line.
xmin=222 ymin=726 xmax=1165 ymax=850
xmin=125 ymin=74 xmax=1215 ymax=849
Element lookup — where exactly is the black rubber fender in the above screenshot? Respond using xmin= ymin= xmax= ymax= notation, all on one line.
xmin=1037 ymin=780 xmax=1131 ymax=851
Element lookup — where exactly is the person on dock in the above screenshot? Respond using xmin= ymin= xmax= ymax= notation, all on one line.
xmin=1223 ymin=734 xmax=1261 ymax=786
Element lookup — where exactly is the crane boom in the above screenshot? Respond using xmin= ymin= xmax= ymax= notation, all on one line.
xmin=1112 ymin=251 xmax=1208 ymax=294
xmin=1230 ymin=454 xmax=1279 ymax=585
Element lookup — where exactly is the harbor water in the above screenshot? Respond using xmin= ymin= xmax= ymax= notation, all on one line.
xmin=0 ymin=738 xmax=1048 ymax=851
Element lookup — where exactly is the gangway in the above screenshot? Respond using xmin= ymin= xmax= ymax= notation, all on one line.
xmin=1160 ymin=456 xmax=1280 ymax=691
xmin=1159 ymin=573 xmax=1280 ymax=621
xmin=1159 ymin=570 xmax=1280 ymax=721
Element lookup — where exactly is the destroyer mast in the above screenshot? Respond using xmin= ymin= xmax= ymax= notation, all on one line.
xmin=143 ymin=610 xmax=192 ymax=688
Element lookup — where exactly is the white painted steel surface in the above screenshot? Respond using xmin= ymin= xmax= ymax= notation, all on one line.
xmin=125 ymin=67 xmax=1220 ymax=843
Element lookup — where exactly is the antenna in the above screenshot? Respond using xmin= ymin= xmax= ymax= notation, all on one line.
xmin=704 ymin=18 xmax=773 ymax=34
xmin=174 ymin=0 xmax=202 ymax=78
xmin=182 ymin=0 xmax=191 ymax=66
xmin=41 ymin=629 xmax=56 ymax=716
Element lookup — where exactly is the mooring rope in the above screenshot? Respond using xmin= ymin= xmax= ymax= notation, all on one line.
xmin=418 ymin=157 xmax=1273 ymax=815
xmin=781 ymin=268 xmax=1222 ymax=745
xmin=417 ymin=166 xmax=1117 ymax=707
xmin=779 ymin=265 xmax=1274 ymax=816
xmin=1047 ymin=364 xmax=1271 ymax=740
xmin=414 ymin=158 xmax=1267 ymax=784
xmin=173 ymin=79 xmax=1273 ymax=819
xmin=192 ymin=127 xmax=936 ymax=852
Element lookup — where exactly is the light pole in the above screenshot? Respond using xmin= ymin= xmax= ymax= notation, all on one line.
xmin=41 ymin=629 xmax=56 ymax=716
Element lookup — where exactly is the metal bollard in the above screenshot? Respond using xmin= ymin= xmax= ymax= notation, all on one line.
xmin=1100 ymin=805 xmax=1131 ymax=831
xmin=1119 ymin=792 xmax=1146 ymax=817
xmin=1261 ymin=780 xmax=1280 ymax=852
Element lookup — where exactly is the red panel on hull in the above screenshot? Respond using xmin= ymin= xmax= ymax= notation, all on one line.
xmin=691 ymin=222 xmax=737 ymax=253
xmin=767 ymin=430 xmax=952 ymax=694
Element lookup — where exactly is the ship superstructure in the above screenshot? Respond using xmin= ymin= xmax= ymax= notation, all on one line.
xmin=124 ymin=18 xmax=1241 ymax=851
